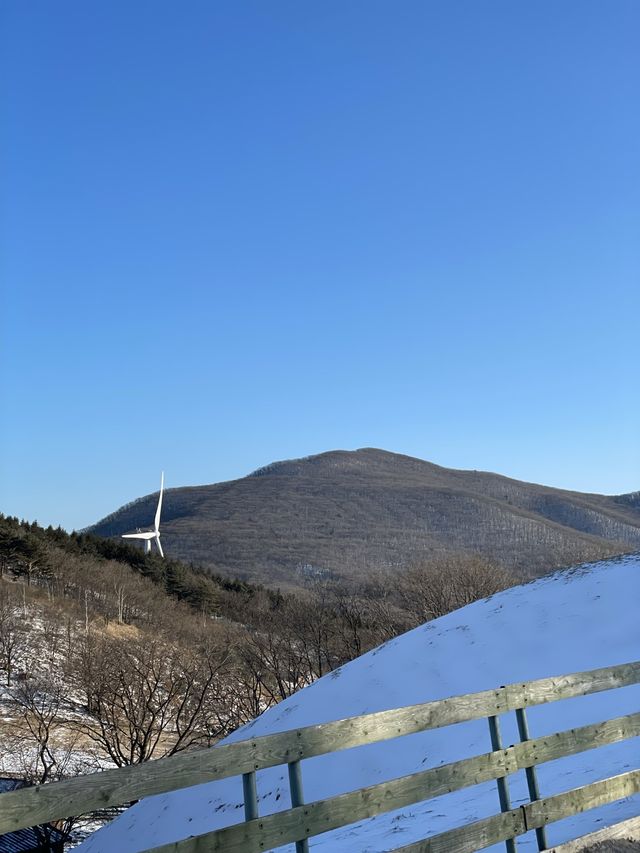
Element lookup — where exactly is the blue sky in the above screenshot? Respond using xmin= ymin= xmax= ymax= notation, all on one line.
xmin=1 ymin=1 xmax=638 ymax=530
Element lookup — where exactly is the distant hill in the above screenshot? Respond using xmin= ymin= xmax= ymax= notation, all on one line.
xmin=87 ymin=448 xmax=640 ymax=588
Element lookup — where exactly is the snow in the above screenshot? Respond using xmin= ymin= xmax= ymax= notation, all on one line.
xmin=78 ymin=554 xmax=640 ymax=852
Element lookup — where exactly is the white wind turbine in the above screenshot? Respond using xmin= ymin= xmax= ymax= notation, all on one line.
xmin=122 ymin=472 xmax=165 ymax=557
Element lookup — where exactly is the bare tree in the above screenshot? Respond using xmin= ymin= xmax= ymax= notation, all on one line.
xmin=8 ymin=667 xmax=88 ymax=845
xmin=359 ymin=572 xmax=412 ymax=644
xmin=398 ymin=555 xmax=514 ymax=624
xmin=12 ymin=673 xmax=68 ymax=784
xmin=226 ymin=644 xmax=268 ymax=728
xmin=77 ymin=631 xmax=232 ymax=766
xmin=0 ymin=585 xmax=24 ymax=686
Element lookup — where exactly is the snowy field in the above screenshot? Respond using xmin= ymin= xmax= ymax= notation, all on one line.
xmin=79 ymin=553 xmax=640 ymax=853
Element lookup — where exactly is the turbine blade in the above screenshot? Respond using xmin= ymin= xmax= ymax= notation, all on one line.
xmin=154 ymin=472 xmax=164 ymax=532
xmin=122 ymin=531 xmax=155 ymax=540
xmin=156 ymin=535 xmax=164 ymax=558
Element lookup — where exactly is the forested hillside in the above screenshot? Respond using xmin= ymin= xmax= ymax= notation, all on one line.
xmin=0 ymin=514 xmax=512 ymax=812
xmin=88 ymin=448 xmax=640 ymax=588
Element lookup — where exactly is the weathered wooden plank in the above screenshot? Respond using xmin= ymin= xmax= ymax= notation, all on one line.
xmin=393 ymin=810 xmax=527 ymax=853
xmin=548 ymin=815 xmax=640 ymax=851
xmin=146 ymin=748 xmax=516 ymax=853
xmin=1 ymin=660 xmax=638 ymax=833
xmin=525 ymin=770 xmax=640 ymax=829
xmin=504 ymin=661 xmax=640 ymax=710
xmin=509 ymin=711 xmax=640 ymax=770
xmin=394 ymin=770 xmax=640 ymax=853
xmin=145 ymin=713 xmax=640 ymax=853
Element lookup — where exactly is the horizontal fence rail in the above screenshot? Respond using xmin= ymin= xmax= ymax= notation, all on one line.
xmin=395 ymin=770 xmax=640 ymax=853
xmin=142 ymin=713 xmax=640 ymax=853
xmin=1 ymin=659 xmax=639 ymax=852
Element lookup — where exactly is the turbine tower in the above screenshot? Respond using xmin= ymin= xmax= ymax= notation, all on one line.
xmin=122 ymin=472 xmax=165 ymax=557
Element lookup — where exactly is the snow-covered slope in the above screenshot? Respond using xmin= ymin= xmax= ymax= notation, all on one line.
xmin=79 ymin=554 xmax=640 ymax=853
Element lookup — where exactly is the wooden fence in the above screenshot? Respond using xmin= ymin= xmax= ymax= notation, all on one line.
xmin=1 ymin=660 xmax=639 ymax=852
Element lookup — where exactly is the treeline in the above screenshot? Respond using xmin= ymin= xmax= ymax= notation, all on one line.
xmin=0 ymin=514 xmax=255 ymax=617
xmin=0 ymin=513 xmax=515 ymax=786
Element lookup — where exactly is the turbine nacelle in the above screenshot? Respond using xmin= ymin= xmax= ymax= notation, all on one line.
xmin=122 ymin=472 xmax=165 ymax=558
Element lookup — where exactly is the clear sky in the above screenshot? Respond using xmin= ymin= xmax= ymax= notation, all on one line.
xmin=1 ymin=1 xmax=638 ymax=531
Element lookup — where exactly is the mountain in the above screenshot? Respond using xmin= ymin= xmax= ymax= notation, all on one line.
xmin=88 ymin=449 xmax=640 ymax=588
xmin=78 ymin=553 xmax=640 ymax=852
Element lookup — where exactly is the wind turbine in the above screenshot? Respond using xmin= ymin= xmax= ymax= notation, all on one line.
xmin=122 ymin=472 xmax=165 ymax=557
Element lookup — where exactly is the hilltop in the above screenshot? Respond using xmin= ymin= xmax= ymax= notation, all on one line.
xmin=88 ymin=448 xmax=640 ymax=587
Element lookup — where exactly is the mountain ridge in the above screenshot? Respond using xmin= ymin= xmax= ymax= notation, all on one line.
xmin=87 ymin=448 xmax=640 ymax=587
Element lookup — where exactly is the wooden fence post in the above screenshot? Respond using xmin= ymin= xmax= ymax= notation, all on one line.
xmin=288 ymin=760 xmax=309 ymax=853
xmin=488 ymin=714 xmax=517 ymax=853
xmin=515 ymin=706 xmax=548 ymax=851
